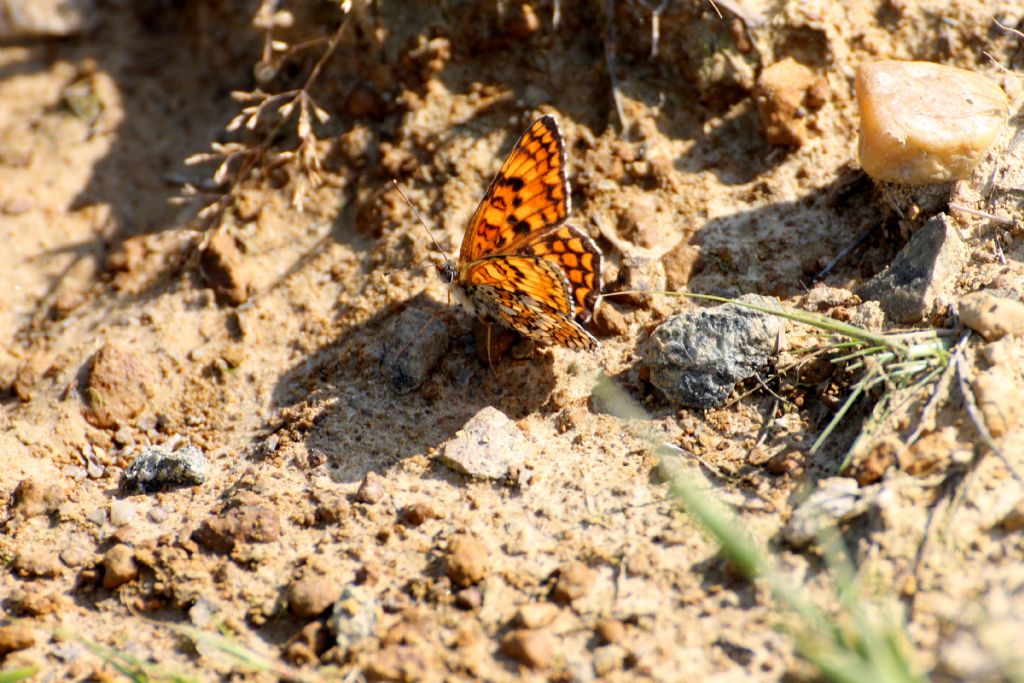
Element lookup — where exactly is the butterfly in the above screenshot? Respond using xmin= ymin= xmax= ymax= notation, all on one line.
xmin=436 ymin=115 xmax=603 ymax=352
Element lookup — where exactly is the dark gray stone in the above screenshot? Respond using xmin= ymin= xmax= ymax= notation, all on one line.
xmin=381 ymin=307 xmax=449 ymax=394
xmin=119 ymin=444 xmax=208 ymax=494
xmin=857 ymin=213 xmax=968 ymax=323
xmin=647 ymin=294 xmax=783 ymax=408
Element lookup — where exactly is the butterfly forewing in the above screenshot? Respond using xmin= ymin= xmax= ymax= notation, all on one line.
xmin=459 ymin=116 xmax=570 ymax=262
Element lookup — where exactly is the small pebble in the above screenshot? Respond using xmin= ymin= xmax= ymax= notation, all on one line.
xmin=597 ymin=618 xmax=626 ymax=645
xmin=959 ymin=291 xmax=1024 ymax=341
xmin=856 ymin=60 xmax=1009 ymax=184
xmin=500 ymin=629 xmax=553 ymax=670
xmin=552 ymin=561 xmax=596 ymax=603
xmin=355 ymin=472 xmax=386 ymax=504
xmin=593 ymin=643 xmax=627 ymax=676
xmin=288 ymin=573 xmax=343 ymax=618
xmin=147 ymin=506 xmax=168 ymax=523
xmin=109 ymin=500 xmax=137 ymax=527
xmin=455 ymin=587 xmax=482 ymax=610
xmin=59 ymin=542 xmax=91 ymax=568
xmin=647 ymin=294 xmax=783 ymax=408
xmin=516 ymin=603 xmax=559 ymax=629
xmin=445 ymin=533 xmax=489 ymax=587
xmin=401 ymin=502 xmax=436 ymax=526
xmin=381 ymin=307 xmax=449 ymax=395
xmin=102 ymin=544 xmax=138 ymax=589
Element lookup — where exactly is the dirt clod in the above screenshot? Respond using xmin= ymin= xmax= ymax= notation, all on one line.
xmin=193 ymin=504 xmax=281 ymax=554
xmin=500 ymin=629 xmax=553 ymax=670
xmin=552 ymin=561 xmax=595 ymax=603
xmin=445 ymin=533 xmax=488 ymax=588
xmin=13 ymin=549 xmax=63 ymax=578
xmin=0 ymin=623 xmax=36 ymax=656
xmin=288 ymin=573 xmax=342 ymax=618
xmin=960 ymin=292 xmax=1024 ymax=341
xmin=12 ymin=478 xmax=67 ymax=518
xmin=972 ymin=370 xmax=1024 ymax=438
xmin=200 ymin=230 xmax=249 ymax=305
xmin=84 ymin=342 xmax=153 ymax=428
xmin=516 ymin=602 xmax=559 ymax=629
xmin=755 ymin=57 xmax=827 ymax=146
xmin=102 ymin=544 xmax=139 ymax=590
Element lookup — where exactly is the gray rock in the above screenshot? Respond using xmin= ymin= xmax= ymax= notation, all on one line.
xmin=381 ymin=307 xmax=449 ymax=394
xmin=857 ymin=213 xmax=968 ymax=323
xmin=438 ymin=407 xmax=530 ymax=480
xmin=119 ymin=444 xmax=208 ymax=494
xmin=647 ymin=294 xmax=784 ymax=408
xmin=329 ymin=585 xmax=380 ymax=652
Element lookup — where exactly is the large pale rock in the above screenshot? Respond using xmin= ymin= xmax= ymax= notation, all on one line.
xmin=856 ymin=60 xmax=1009 ymax=185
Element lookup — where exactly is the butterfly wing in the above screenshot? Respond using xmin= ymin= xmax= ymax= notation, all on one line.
xmin=520 ymin=224 xmax=603 ymax=321
xmin=460 ymin=255 xmax=598 ymax=350
xmin=459 ymin=115 xmax=570 ymax=262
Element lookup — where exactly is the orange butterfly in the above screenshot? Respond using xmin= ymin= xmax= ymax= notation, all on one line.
xmin=437 ymin=115 xmax=603 ymax=351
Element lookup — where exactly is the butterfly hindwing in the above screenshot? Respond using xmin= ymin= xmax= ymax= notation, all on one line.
xmin=520 ymin=224 xmax=603 ymax=321
xmin=459 ymin=115 xmax=570 ymax=262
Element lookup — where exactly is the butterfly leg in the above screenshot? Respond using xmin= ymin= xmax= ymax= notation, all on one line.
xmin=485 ymin=323 xmax=497 ymax=377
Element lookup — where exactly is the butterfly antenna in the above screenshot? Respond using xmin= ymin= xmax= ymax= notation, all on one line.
xmin=391 ymin=180 xmax=449 ymax=266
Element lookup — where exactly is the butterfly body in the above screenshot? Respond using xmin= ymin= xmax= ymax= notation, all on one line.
xmin=442 ymin=115 xmax=603 ymax=351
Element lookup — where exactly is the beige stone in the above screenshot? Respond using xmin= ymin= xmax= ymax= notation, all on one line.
xmin=960 ymin=291 xmax=1024 ymax=341
xmin=856 ymin=60 xmax=1008 ymax=184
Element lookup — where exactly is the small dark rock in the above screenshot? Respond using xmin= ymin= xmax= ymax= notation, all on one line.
xmin=614 ymin=256 xmax=667 ymax=309
xmin=647 ymin=294 xmax=784 ymax=408
xmin=381 ymin=307 xmax=449 ymax=394
xmin=193 ymin=504 xmax=281 ymax=554
xmin=857 ymin=213 xmax=967 ymax=324
xmin=120 ymin=444 xmax=208 ymax=494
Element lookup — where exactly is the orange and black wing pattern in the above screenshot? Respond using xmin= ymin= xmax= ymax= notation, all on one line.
xmin=459 ymin=115 xmax=570 ymax=262
xmin=520 ymin=224 xmax=602 ymax=321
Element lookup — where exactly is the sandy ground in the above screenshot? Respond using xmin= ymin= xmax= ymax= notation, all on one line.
xmin=2 ymin=0 xmax=1024 ymax=680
